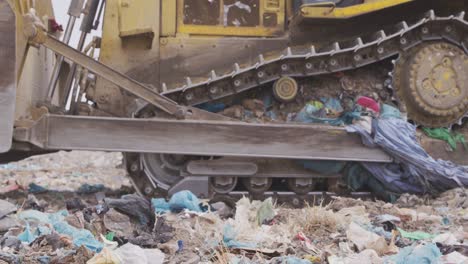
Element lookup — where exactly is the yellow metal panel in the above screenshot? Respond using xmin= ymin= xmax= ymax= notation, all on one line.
xmin=161 ymin=0 xmax=176 ymax=36
xmin=178 ymin=24 xmax=282 ymax=37
xmin=301 ymin=0 xmax=414 ymax=19
xmin=118 ymin=0 xmax=155 ymax=37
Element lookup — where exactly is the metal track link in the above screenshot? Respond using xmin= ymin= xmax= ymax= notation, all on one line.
xmin=147 ymin=11 xmax=468 ymax=125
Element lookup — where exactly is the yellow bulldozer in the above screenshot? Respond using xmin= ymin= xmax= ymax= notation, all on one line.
xmin=0 ymin=0 xmax=467 ymax=199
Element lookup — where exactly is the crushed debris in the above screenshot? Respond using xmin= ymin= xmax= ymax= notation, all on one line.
xmin=0 ymin=184 xmax=467 ymax=263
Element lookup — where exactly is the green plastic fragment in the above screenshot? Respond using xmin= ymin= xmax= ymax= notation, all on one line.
xmin=422 ymin=127 xmax=467 ymax=151
xmin=257 ymin=198 xmax=275 ymax=226
xmin=397 ymin=228 xmax=435 ymax=240
xmin=105 ymin=232 xmax=115 ymax=241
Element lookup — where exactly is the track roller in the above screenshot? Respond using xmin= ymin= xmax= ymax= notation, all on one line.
xmin=273 ymin=77 xmax=299 ymax=103
xmin=210 ymin=177 xmax=238 ymax=194
xmin=287 ymin=178 xmax=315 ymax=195
xmin=242 ymin=177 xmax=273 ymax=195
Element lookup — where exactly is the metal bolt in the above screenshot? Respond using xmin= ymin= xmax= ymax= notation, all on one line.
xmin=209 ymin=86 xmax=218 ymax=94
xmin=445 ymin=26 xmax=452 ymax=32
xmin=130 ymin=163 xmax=139 ymax=172
xmin=400 ymin=38 xmax=407 ymax=45
xmin=354 ymin=54 xmax=362 ymax=61
xmin=281 ymin=64 xmax=288 ymax=71
xmin=144 ymin=187 xmax=153 ymax=195
xmin=330 ymin=59 xmax=337 ymax=66
xmin=185 ymin=93 xmax=193 ymax=101
xmin=257 ymin=71 xmax=264 ymax=78
xmin=292 ymin=198 xmax=300 ymax=207
xmin=421 ymin=27 xmax=429 ymax=34
xmin=305 ymin=62 xmax=313 ymax=69
xmin=377 ymin=47 xmax=384 ymax=54
xmin=234 ymin=79 xmax=242 ymax=87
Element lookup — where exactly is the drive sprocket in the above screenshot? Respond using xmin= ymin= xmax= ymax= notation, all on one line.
xmin=393 ymin=42 xmax=468 ymax=127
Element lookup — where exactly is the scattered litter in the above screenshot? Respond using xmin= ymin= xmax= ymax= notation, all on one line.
xmin=0 ymin=199 xmax=16 ymax=219
xmin=294 ymin=98 xmax=359 ymax=126
xmin=386 ymin=243 xmax=442 ymax=264
xmin=0 ymin=216 xmax=20 ymax=232
xmin=348 ymin=118 xmax=468 ymax=194
xmin=270 ymin=256 xmax=312 ymax=264
xmin=103 ymin=208 xmax=134 ymax=238
xmin=18 ymin=210 xmax=103 ymax=252
xmin=105 ymin=194 xmax=154 ymax=226
xmin=2 ymin=151 xmax=468 ymax=263
xmin=440 ymin=251 xmax=468 ymax=264
xmin=28 ymin=183 xmax=48 ymax=194
xmin=432 ymin=233 xmax=458 ymax=246
xmin=331 ymin=249 xmax=383 ymax=264
xmin=87 ymin=243 xmax=165 ymax=264
xmin=211 ymin=201 xmax=233 ymax=218
xmin=77 ymin=183 xmax=105 ymax=194
xmin=375 ymin=214 xmax=401 ymax=224
xmin=223 ymin=224 xmax=257 ymax=249
xmin=346 ymin=222 xmax=390 ymax=255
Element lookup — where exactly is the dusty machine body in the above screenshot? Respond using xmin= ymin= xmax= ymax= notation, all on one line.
xmin=0 ymin=0 xmax=467 ymax=198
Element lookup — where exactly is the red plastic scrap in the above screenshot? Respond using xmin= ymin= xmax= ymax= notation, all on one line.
xmin=357 ymin=96 xmax=380 ymax=114
xmin=49 ymin=19 xmax=63 ymax=32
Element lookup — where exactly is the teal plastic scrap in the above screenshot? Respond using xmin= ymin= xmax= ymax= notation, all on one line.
xmin=18 ymin=210 xmax=102 ymax=252
xmin=17 ymin=223 xmax=36 ymax=243
xmin=151 ymin=198 xmax=171 ymax=214
xmin=53 ymin=221 xmax=102 ymax=252
xmin=380 ymin=104 xmax=401 ymax=119
xmin=294 ymin=97 xmax=362 ymax=126
xmin=398 ymin=228 xmax=436 ymax=241
xmin=152 ymin=191 xmax=202 ymax=213
xmin=169 ymin=190 xmax=202 ymax=212
xmin=386 ymin=243 xmax=442 ymax=264
xmin=223 ymin=224 xmax=256 ymax=249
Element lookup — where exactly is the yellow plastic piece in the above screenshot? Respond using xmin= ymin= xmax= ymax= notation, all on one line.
xmin=301 ymin=0 xmax=414 ymax=19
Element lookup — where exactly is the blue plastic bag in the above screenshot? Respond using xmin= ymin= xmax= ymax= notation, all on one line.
xmin=168 ymin=190 xmax=202 ymax=212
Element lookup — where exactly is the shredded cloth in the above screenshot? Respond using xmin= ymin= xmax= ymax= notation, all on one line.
xmin=347 ymin=118 xmax=468 ymax=194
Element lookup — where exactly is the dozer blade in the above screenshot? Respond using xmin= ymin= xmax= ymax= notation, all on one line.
xmin=0 ymin=0 xmax=16 ymax=153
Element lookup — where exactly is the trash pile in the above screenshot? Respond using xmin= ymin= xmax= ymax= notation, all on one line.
xmin=0 ymin=151 xmax=129 ymax=194
xmin=1 ymin=188 xmax=468 ymax=263
xmin=198 ymin=76 xmax=468 ymax=199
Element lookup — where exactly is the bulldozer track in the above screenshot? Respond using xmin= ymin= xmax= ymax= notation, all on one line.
xmin=145 ymin=10 xmax=468 ymax=126
xmin=132 ymin=10 xmax=468 ymax=197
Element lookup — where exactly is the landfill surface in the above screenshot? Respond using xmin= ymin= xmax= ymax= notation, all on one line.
xmin=0 ymin=152 xmax=468 ymax=264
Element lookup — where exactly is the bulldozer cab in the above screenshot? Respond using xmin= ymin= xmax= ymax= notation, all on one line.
xmin=163 ymin=0 xmax=286 ymax=37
